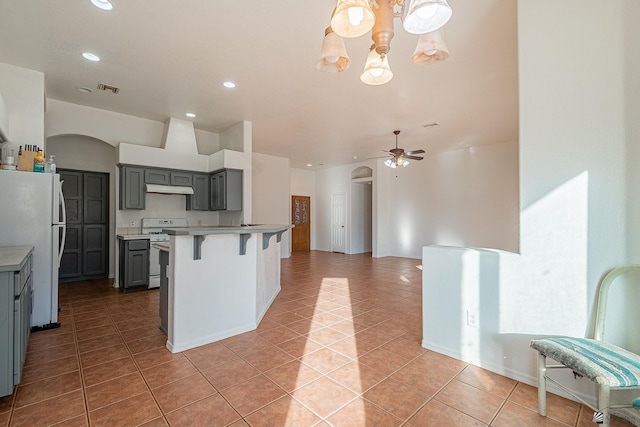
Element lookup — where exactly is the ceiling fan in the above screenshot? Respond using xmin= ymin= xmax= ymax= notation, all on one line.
xmin=384 ymin=130 xmax=424 ymax=168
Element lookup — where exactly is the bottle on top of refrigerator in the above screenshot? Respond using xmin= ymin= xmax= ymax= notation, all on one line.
xmin=33 ymin=149 xmax=45 ymax=172
xmin=45 ymin=155 xmax=56 ymax=174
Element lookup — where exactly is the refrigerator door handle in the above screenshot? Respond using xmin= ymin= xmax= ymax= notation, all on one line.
xmin=58 ymin=182 xmax=67 ymax=266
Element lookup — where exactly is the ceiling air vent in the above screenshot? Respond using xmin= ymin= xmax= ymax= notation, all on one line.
xmin=97 ymin=83 xmax=120 ymax=94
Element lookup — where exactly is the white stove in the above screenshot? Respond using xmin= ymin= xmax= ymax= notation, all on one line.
xmin=141 ymin=218 xmax=188 ymax=288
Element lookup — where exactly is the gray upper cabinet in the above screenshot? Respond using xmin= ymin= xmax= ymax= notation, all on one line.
xmin=210 ymin=172 xmax=224 ymax=211
xmin=144 ymin=169 xmax=169 ymax=185
xmin=119 ymin=164 xmax=242 ymax=212
xmin=225 ymin=169 xmax=243 ymax=211
xmin=210 ymin=169 xmax=242 ymax=211
xmin=119 ymin=166 xmax=145 ymax=210
xmin=187 ymin=173 xmax=209 ymax=211
xmin=170 ymin=172 xmax=192 ymax=187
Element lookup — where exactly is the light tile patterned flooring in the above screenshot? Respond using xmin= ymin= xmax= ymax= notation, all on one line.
xmin=0 ymin=251 xmax=634 ymax=426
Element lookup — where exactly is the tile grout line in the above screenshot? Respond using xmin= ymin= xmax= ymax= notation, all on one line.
xmin=71 ymin=300 xmax=93 ymax=427
xmin=109 ymin=295 xmax=170 ymax=426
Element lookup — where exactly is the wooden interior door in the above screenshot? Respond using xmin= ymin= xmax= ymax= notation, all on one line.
xmin=291 ymin=195 xmax=310 ymax=251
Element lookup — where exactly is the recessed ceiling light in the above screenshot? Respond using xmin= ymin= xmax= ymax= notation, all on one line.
xmin=353 ymin=156 xmax=358 ymax=159
xmin=185 ymin=112 xmax=196 ymax=118
xmin=306 ymin=164 xmax=312 ymax=167
xmin=77 ymin=87 xmax=93 ymax=93
xmin=91 ymin=0 xmax=113 ymax=10
xmin=223 ymin=81 xmax=236 ymax=89
xmin=82 ymin=52 xmax=100 ymax=62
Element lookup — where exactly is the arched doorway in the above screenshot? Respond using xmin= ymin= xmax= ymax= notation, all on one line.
xmin=47 ymin=134 xmax=116 ymax=282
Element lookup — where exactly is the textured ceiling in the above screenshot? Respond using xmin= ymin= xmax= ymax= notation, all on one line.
xmin=0 ymin=0 xmax=518 ymax=169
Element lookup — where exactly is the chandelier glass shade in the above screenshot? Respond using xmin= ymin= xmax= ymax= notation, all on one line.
xmin=331 ymin=0 xmax=376 ymax=38
xmin=360 ymin=49 xmax=393 ymax=85
xmin=317 ymin=27 xmax=351 ymax=72
xmin=411 ymin=28 xmax=449 ymax=64
xmin=402 ymin=0 xmax=453 ymax=34
xmin=318 ymin=0 xmax=452 ymax=85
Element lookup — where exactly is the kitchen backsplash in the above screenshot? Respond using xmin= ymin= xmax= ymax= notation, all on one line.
xmin=115 ymin=192 xmax=233 ymax=230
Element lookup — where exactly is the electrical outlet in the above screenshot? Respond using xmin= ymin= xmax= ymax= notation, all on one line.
xmin=466 ymin=310 xmax=479 ymax=328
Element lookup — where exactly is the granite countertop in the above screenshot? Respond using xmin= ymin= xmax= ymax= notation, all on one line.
xmin=162 ymin=224 xmax=292 ymax=236
xmin=0 ymin=246 xmax=33 ymax=272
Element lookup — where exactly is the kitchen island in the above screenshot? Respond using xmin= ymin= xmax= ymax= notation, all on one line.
xmin=160 ymin=225 xmax=291 ymax=353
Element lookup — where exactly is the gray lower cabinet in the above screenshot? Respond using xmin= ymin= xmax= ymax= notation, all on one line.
xmin=210 ymin=169 xmax=242 ymax=211
xmin=0 ymin=247 xmax=33 ymax=397
xmin=187 ymin=173 xmax=210 ymax=211
xmin=118 ymin=239 xmax=149 ymax=291
xmin=119 ymin=166 xmax=145 ymax=210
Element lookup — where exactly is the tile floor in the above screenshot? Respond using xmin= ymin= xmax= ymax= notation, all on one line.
xmin=0 ymin=251 xmax=634 ymax=426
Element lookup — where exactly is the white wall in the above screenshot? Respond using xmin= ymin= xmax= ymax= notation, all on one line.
xmin=422 ymin=0 xmax=638 ymax=406
xmin=382 ymin=141 xmax=519 ymax=258
xmin=0 ymin=63 xmax=44 ymax=147
xmin=252 ymin=152 xmax=291 ymax=257
xmin=290 ymin=168 xmax=316 ymax=249
xmin=311 ymin=141 xmax=518 ymax=259
xmin=625 ymin=0 xmax=640 ymax=262
xmin=0 ymin=92 xmax=8 ymax=133
xmin=46 ymin=100 xmax=163 ymax=148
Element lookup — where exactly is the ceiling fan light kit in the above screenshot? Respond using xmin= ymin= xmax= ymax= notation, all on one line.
xmin=384 ymin=157 xmax=409 ymax=168
xmin=318 ymin=0 xmax=452 ymax=85
xmin=383 ymin=130 xmax=424 ymax=168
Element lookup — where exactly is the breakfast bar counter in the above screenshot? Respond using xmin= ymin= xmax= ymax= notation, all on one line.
xmin=160 ymin=225 xmax=291 ymax=352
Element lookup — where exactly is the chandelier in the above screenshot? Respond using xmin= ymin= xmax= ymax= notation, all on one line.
xmin=317 ymin=0 xmax=452 ymax=85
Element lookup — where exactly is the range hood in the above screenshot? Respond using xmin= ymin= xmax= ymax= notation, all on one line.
xmin=145 ymin=184 xmax=194 ymax=195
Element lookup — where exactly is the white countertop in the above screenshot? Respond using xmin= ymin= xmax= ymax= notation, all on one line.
xmin=0 ymin=246 xmax=33 ymax=272
xmin=162 ymin=224 xmax=291 ymax=236
xmin=117 ymin=234 xmax=151 ymax=240
xmin=153 ymin=242 xmax=170 ymax=251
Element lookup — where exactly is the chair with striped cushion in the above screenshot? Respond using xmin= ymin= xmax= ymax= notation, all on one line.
xmin=530 ymin=265 xmax=640 ymax=426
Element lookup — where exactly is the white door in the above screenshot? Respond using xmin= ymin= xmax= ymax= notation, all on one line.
xmin=331 ymin=193 xmax=346 ymax=253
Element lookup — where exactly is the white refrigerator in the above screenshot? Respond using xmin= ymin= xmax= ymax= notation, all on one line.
xmin=0 ymin=170 xmax=66 ymax=328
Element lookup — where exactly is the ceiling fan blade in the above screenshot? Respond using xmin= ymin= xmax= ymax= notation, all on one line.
xmin=405 ymin=149 xmax=425 ymax=155
xmin=403 ymin=155 xmax=424 ymax=160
